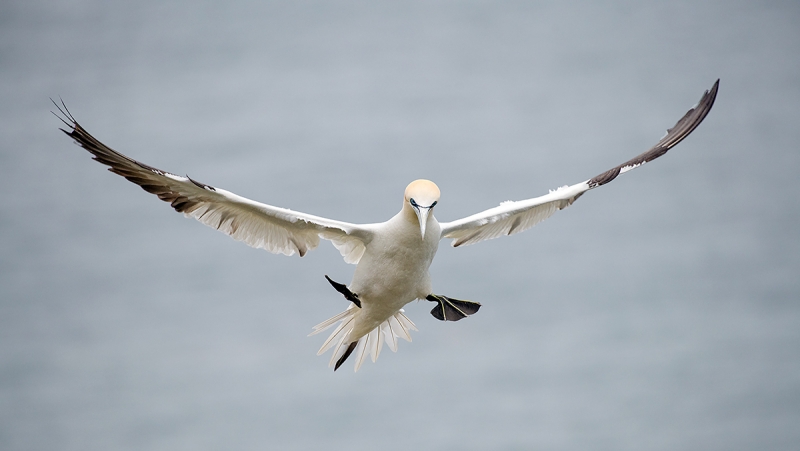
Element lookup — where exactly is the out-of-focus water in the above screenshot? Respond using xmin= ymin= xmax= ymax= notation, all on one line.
xmin=1 ymin=1 xmax=799 ymax=450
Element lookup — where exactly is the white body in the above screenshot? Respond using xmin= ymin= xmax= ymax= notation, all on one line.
xmin=349 ymin=208 xmax=440 ymax=339
xmin=55 ymin=79 xmax=718 ymax=371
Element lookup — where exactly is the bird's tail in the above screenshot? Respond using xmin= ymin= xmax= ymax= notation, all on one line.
xmin=309 ymin=305 xmax=418 ymax=372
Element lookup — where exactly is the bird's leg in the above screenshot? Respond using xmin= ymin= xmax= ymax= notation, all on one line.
xmin=324 ymin=275 xmax=361 ymax=308
xmin=425 ymin=294 xmax=481 ymax=322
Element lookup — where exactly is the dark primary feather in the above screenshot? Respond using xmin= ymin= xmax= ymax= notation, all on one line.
xmin=52 ymin=99 xmax=215 ymax=215
xmin=587 ymin=79 xmax=719 ymax=188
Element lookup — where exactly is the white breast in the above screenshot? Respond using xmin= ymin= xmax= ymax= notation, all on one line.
xmin=347 ymin=211 xmax=441 ymax=338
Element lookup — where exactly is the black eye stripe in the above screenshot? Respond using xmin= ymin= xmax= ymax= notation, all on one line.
xmin=410 ymin=198 xmax=436 ymax=209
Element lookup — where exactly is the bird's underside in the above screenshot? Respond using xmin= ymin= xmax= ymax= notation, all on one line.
xmin=54 ymin=79 xmax=718 ymax=371
xmin=323 ymin=274 xmax=482 ymax=369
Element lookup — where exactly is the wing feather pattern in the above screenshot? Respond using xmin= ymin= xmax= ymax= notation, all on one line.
xmin=440 ymin=79 xmax=719 ymax=247
xmin=54 ymin=102 xmax=372 ymax=263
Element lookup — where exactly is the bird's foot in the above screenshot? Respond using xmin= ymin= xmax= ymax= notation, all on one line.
xmin=325 ymin=275 xmax=361 ymax=308
xmin=425 ymin=294 xmax=481 ymax=321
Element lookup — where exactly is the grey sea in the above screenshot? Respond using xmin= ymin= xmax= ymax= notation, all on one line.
xmin=2 ymin=1 xmax=799 ymax=450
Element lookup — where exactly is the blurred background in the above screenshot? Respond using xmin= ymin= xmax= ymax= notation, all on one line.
xmin=1 ymin=1 xmax=798 ymax=450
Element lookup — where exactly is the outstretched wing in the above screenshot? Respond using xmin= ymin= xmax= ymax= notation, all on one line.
xmin=439 ymin=79 xmax=719 ymax=247
xmin=54 ymin=102 xmax=373 ymax=264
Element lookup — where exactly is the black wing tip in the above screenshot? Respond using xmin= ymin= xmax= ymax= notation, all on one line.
xmin=51 ymin=99 xmax=94 ymax=151
xmin=587 ymin=79 xmax=720 ymax=189
xmin=52 ymin=101 xmax=195 ymax=211
xmin=50 ymin=97 xmax=77 ymax=130
xmin=686 ymin=78 xmax=720 ymax=127
xmin=696 ymin=78 xmax=720 ymax=118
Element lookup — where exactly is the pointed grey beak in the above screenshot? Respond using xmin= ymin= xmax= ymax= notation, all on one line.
xmin=413 ymin=205 xmax=431 ymax=239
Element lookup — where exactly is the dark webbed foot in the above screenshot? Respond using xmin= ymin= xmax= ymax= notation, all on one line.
xmin=325 ymin=275 xmax=361 ymax=308
xmin=425 ymin=294 xmax=481 ymax=321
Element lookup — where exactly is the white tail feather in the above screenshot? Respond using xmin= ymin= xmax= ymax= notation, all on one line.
xmin=317 ymin=316 xmax=354 ymax=356
xmin=308 ymin=304 xmax=356 ymax=336
xmin=328 ymin=331 xmax=352 ymax=367
xmin=376 ymin=327 xmax=385 ymax=360
xmin=370 ymin=328 xmax=380 ymax=363
xmin=310 ymin=307 xmax=418 ymax=371
xmin=354 ymin=336 xmax=369 ymax=371
xmin=382 ymin=321 xmax=398 ymax=352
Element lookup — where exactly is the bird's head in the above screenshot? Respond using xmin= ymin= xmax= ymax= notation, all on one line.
xmin=403 ymin=179 xmax=440 ymax=239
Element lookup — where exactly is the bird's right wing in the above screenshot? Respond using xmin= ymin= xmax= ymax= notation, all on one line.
xmin=54 ymin=102 xmax=374 ymax=264
xmin=440 ymin=79 xmax=719 ymax=248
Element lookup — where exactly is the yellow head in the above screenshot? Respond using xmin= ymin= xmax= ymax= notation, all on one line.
xmin=403 ymin=179 xmax=440 ymax=238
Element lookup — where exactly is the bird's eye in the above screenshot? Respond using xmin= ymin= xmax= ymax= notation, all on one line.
xmin=410 ymin=198 xmax=418 ymax=208
xmin=431 ymin=201 xmax=437 ymax=208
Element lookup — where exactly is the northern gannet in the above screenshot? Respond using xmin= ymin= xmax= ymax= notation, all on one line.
xmin=53 ymin=79 xmax=718 ymax=371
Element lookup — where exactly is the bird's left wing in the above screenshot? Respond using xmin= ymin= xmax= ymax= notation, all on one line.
xmin=54 ymin=102 xmax=373 ymax=264
xmin=439 ymin=79 xmax=719 ymax=248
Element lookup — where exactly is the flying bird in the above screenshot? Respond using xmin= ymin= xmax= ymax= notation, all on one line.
xmin=54 ymin=79 xmax=718 ymax=371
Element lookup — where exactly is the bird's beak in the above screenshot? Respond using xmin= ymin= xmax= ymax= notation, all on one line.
xmin=414 ymin=206 xmax=430 ymax=239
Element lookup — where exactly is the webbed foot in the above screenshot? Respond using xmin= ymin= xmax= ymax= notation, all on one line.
xmin=425 ymin=294 xmax=481 ymax=321
xmin=325 ymin=275 xmax=361 ymax=308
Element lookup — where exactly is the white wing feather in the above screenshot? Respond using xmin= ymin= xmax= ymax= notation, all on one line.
xmin=55 ymin=105 xmax=373 ymax=264
xmin=439 ymin=183 xmax=588 ymax=247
